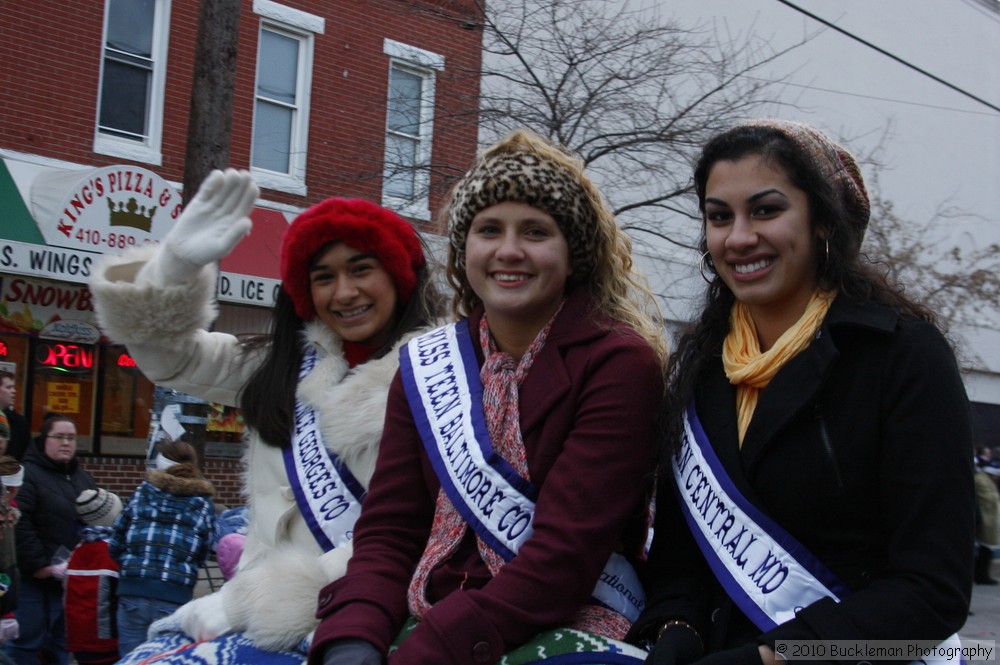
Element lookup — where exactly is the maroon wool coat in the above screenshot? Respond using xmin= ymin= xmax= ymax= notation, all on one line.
xmin=309 ymin=289 xmax=663 ymax=665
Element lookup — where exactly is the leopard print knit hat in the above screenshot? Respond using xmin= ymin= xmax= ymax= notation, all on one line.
xmin=447 ymin=130 xmax=599 ymax=278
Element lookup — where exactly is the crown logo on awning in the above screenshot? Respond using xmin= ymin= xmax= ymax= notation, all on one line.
xmin=107 ymin=197 xmax=156 ymax=232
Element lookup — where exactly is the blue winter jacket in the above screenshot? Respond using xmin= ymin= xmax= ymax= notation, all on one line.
xmin=110 ymin=466 xmax=215 ymax=604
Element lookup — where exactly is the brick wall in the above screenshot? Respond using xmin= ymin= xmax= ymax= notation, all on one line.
xmin=78 ymin=455 xmax=245 ymax=509
xmin=0 ymin=0 xmax=483 ymax=213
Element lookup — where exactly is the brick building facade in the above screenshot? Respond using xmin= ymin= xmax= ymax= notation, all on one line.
xmin=0 ymin=0 xmax=484 ymax=505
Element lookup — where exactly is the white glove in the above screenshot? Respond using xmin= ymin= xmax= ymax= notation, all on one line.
xmin=173 ymin=591 xmax=233 ymax=641
xmin=141 ymin=169 xmax=259 ymax=286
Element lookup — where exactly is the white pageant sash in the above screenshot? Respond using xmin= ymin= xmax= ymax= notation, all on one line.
xmin=282 ymin=346 xmax=366 ymax=553
xmin=674 ymin=402 xmax=962 ymax=663
xmin=400 ymin=322 xmax=645 ymax=623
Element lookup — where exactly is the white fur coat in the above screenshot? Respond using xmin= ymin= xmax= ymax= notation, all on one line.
xmin=90 ymin=246 xmax=428 ymax=649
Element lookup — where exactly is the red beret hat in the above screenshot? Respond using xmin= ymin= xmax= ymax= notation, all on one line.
xmin=280 ymin=198 xmax=425 ymax=321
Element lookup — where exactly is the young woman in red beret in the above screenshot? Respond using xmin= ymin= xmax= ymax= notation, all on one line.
xmin=89 ymin=170 xmax=441 ymax=662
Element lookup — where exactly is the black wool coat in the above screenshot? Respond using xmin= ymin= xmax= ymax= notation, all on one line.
xmin=637 ymin=296 xmax=974 ymax=663
xmin=15 ymin=442 xmax=96 ymax=589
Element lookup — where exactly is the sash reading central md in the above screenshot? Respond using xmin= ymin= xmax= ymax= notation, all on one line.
xmin=282 ymin=346 xmax=366 ymax=553
xmin=674 ymin=401 xmax=962 ymax=664
xmin=400 ymin=322 xmax=645 ymax=623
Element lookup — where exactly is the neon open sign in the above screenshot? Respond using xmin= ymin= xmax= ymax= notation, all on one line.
xmin=118 ymin=353 xmax=137 ymax=368
xmin=37 ymin=343 xmax=94 ymax=370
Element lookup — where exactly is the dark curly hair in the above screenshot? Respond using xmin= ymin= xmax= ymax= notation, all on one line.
xmin=661 ymin=123 xmax=938 ymax=465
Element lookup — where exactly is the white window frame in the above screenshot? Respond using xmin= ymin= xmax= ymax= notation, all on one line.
xmin=382 ymin=39 xmax=444 ymax=221
xmin=249 ymin=0 xmax=323 ymax=196
xmin=93 ymin=0 xmax=172 ymax=166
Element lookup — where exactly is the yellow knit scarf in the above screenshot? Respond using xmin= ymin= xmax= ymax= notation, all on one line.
xmin=723 ymin=291 xmax=835 ymax=446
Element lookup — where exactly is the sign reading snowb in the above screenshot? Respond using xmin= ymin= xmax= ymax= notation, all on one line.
xmin=30 ymin=165 xmax=183 ymax=254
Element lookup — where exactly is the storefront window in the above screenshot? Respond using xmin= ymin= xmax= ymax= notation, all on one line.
xmin=147 ymin=388 xmax=244 ymax=459
xmin=205 ymin=402 xmax=246 ymax=457
xmin=2 ymin=272 xmax=257 ymax=457
xmin=98 ymin=345 xmax=154 ymax=455
xmin=31 ymin=339 xmax=98 ymax=452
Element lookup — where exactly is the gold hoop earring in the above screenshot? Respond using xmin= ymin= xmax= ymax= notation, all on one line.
xmin=824 ymin=238 xmax=830 ymax=264
xmin=700 ymin=251 xmax=715 ymax=284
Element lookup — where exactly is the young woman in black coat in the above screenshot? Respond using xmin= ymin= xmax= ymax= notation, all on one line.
xmin=630 ymin=120 xmax=973 ymax=665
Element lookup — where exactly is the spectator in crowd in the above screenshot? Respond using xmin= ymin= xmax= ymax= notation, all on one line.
xmin=110 ymin=440 xmax=215 ymax=656
xmin=65 ymin=488 xmax=123 ymax=664
xmin=0 ymin=456 xmax=22 ymax=644
xmin=6 ymin=413 xmax=95 ymax=665
xmin=974 ymin=455 xmax=1000 ymax=585
xmin=0 ymin=374 xmax=29 ymax=462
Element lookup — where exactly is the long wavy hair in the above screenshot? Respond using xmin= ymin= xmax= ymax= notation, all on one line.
xmin=662 ymin=123 xmax=937 ymax=457
xmin=238 ymin=236 xmax=443 ymax=448
xmin=443 ymin=129 xmax=668 ymax=366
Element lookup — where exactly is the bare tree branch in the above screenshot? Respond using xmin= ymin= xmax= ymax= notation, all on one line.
xmin=861 ymin=155 xmax=1000 ymax=333
xmin=473 ymin=0 xmax=811 ymax=247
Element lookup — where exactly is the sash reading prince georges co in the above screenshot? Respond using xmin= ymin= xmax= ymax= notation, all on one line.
xmin=282 ymin=347 xmax=366 ymax=553
xmin=400 ymin=322 xmax=645 ymax=623
xmin=674 ymin=402 xmax=962 ymax=664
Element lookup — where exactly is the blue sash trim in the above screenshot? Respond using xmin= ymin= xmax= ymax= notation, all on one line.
xmin=282 ymin=346 xmax=366 ymax=553
xmin=677 ymin=401 xmax=849 ymax=631
xmin=401 ymin=322 xmax=645 ymax=622
xmin=676 ymin=401 xmax=962 ymax=663
xmin=449 ymin=319 xmax=540 ymax=501
xmin=401 ymin=322 xmax=538 ymax=561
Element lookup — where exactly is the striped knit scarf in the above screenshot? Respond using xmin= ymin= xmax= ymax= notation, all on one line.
xmin=723 ymin=291 xmax=835 ymax=446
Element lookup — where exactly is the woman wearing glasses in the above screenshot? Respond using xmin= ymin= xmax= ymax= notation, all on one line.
xmin=6 ymin=413 xmax=96 ymax=665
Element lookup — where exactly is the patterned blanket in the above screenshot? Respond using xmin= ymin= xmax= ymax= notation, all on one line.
xmin=116 ymin=619 xmax=647 ymax=664
xmin=116 ymin=633 xmax=307 ymax=665
xmin=392 ymin=618 xmax=648 ymax=664
xmin=500 ymin=629 xmax=648 ymax=664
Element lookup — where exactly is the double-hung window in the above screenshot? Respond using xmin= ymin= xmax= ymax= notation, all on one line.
xmin=382 ymin=40 xmax=444 ymax=221
xmin=94 ymin=0 xmax=171 ymax=165
xmin=250 ymin=1 xmax=323 ymax=195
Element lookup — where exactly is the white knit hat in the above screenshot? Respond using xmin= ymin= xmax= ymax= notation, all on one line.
xmin=76 ymin=488 xmax=123 ymax=527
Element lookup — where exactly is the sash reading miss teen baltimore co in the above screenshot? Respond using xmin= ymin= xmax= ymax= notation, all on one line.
xmin=282 ymin=346 xmax=367 ymax=553
xmin=400 ymin=322 xmax=645 ymax=623
xmin=673 ymin=401 xmax=962 ymax=664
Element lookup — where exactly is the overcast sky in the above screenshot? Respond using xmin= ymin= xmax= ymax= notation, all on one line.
xmin=664 ymin=0 xmax=1000 ymax=233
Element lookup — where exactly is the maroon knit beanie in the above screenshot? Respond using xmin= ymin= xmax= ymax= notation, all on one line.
xmin=280 ymin=198 xmax=425 ymax=321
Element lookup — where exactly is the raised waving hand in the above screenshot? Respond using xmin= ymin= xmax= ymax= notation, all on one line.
xmin=143 ymin=169 xmax=259 ymax=285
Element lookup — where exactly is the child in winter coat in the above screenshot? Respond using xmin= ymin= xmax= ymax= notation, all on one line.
xmin=110 ymin=441 xmax=215 ymax=657
xmin=65 ymin=488 xmax=123 ymax=664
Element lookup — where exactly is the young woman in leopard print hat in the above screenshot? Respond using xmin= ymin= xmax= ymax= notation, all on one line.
xmin=311 ymin=129 xmax=668 ymax=665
